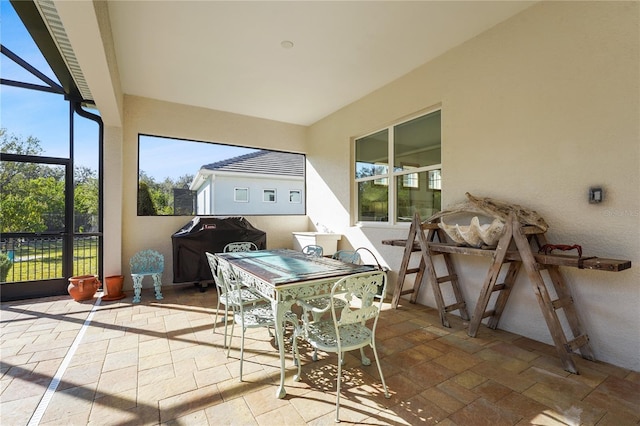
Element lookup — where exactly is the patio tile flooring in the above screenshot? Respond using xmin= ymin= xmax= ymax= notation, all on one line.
xmin=1 ymin=284 xmax=639 ymax=425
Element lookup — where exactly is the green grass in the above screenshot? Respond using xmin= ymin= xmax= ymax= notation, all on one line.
xmin=2 ymin=238 xmax=99 ymax=282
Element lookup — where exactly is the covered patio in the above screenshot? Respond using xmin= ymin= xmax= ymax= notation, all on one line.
xmin=2 ymin=286 xmax=638 ymax=425
xmin=1 ymin=1 xmax=639 ymax=424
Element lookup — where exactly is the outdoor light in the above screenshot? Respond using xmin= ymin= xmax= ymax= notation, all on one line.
xmin=589 ymin=187 xmax=603 ymax=203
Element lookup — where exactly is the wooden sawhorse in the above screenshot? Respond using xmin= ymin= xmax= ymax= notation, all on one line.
xmin=384 ymin=212 xmax=631 ymax=374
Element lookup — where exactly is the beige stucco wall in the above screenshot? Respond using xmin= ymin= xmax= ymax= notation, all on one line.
xmin=102 ymin=125 xmax=123 ymax=278
xmin=120 ymin=95 xmax=309 ymax=289
xmin=306 ymin=1 xmax=639 ymax=371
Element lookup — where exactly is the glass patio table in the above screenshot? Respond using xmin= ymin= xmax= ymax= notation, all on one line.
xmin=215 ymin=248 xmax=377 ymax=398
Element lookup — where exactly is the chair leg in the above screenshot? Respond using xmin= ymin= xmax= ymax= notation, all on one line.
xmin=222 ymin=306 xmax=230 ymax=349
xmin=227 ymin=316 xmax=235 ymax=358
xmin=336 ymin=350 xmax=343 ymax=423
xmin=213 ymin=297 xmax=221 ymax=333
xmin=371 ymin=342 xmax=390 ymax=399
xmin=152 ymin=274 xmax=163 ymax=300
xmin=360 ymin=348 xmax=371 ymax=366
xmin=131 ymin=275 xmax=143 ymax=303
xmin=239 ymin=326 xmax=246 ymax=381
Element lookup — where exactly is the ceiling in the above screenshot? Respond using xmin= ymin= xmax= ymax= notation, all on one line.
xmin=57 ymin=1 xmax=535 ymax=126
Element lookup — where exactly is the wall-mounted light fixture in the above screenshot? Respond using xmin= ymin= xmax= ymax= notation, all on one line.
xmin=589 ymin=187 xmax=603 ymax=204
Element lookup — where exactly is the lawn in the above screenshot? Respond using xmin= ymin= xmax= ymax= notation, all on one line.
xmin=1 ymin=236 xmax=99 ymax=282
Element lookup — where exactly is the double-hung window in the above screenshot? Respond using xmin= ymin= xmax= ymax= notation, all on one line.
xmin=355 ymin=109 xmax=441 ymax=224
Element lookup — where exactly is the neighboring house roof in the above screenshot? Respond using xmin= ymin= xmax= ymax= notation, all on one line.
xmin=201 ymin=150 xmax=304 ymax=177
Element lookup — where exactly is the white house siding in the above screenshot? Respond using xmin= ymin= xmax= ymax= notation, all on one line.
xmin=306 ymin=1 xmax=639 ymax=371
xmin=211 ymin=174 xmax=305 ymax=215
xmin=195 ymin=177 xmax=212 ymax=215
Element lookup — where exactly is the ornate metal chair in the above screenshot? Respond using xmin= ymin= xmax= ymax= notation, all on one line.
xmin=302 ymin=244 xmax=323 ymax=257
xmin=293 ymin=270 xmax=390 ymax=422
xmin=332 ymin=250 xmax=361 ymax=264
xmin=223 ymin=241 xmax=259 ymax=252
xmin=216 ymin=256 xmax=297 ymax=381
xmin=301 ymin=248 xmax=355 ymax=360
xmin=130 ymin=249 xmax=164 ymax=303
xmin=206 ymin=252 xmax=265 ymax=349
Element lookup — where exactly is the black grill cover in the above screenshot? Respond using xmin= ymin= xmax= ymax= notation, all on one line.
xmin=171 ymin=217 xmax=266 ymax=283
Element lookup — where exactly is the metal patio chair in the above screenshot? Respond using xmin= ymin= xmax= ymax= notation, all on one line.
xmin=293 ymin=270 xmax=390 ymax=422
xmin=332 ymin=250 xmax=361 ymax=264
xmin=130 ymin=249 xmax=164 ymax=303
xmin=302 ymin=244 xmax=323 ymax=257
xmin=216 ymin=256 xmax=297 ymax=381
xmin=206 ymin=252 xmax=265 ymax=349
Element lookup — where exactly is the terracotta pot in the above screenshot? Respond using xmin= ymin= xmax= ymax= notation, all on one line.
xmin=102 ymin=275 xmax=126 ymax=301
xmin=67 ymin=275 xmax=100 ymax=301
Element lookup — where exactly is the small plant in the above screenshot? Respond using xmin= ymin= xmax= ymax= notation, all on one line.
xmin=0 ymin=252 xmax=13 ymax=283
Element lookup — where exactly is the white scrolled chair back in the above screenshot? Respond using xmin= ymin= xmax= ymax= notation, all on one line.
xmin=302 ymin=245 xmax=323 ymax=257
xmin=223 ymin=241 xmax=259 ymax=252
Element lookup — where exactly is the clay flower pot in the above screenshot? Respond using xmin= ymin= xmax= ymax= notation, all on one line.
xmin=67 ymin=275 xmax=100 ymax=301
xmin=102 ymin=275 xmax=126 ymax=301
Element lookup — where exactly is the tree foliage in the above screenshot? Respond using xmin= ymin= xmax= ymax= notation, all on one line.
xmin=137 ymin=181 xmax=157 ymax=216
xmin=0 ymin=129 xmax=99 ymax=233
xmin=137 ymin=171 xmax=194 ymax=216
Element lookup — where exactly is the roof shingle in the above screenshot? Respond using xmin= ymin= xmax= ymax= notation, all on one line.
xmin=201 ymin=150 xmax=304 ymax=177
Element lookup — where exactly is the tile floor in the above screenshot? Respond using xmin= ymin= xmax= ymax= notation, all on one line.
xmin=1 ymin=284 xmax=639 ymax=425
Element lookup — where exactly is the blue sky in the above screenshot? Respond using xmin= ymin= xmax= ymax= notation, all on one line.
xmin=1 ymin=0 xmax=98 ymax=171
xmin=1 ymin=0 xmax=254 ymax=181
xmin=139 ymin=135 xmax=257 ymax=182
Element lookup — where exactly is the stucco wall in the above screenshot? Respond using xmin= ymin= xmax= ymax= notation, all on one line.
xmin=121 ymin=96 xmax=309 ymax=287
xmin=102 ymin=125 xmax=123 ymax=278
xmin=306 ymin=1 xmax=639 ymax=370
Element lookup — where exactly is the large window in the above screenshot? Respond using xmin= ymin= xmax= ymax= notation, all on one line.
xmin=355 ymin=109 xmax=441 ymax=224
xmin=138 ymin=135 xmax=305 ymax=216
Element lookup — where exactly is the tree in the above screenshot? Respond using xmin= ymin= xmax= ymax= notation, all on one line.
xmin=1 ymin=175 xmax=64 ymax=232
xmin=0 ymin=129 xmax=44 ymax=190
xmin=137 ymin=170 xmax=194 ymax=215
xmin=0 ymin=129 xmax=97 ymax=233
xmin=174 ymin=174 xmax=194 ymax=189
xmin=74 ymin=166 xmax=98 ymax=232
xmin=1 ymin=130 xmax=58 ymax=232
xmin=137 ymin=181 xmax=157 ymax=215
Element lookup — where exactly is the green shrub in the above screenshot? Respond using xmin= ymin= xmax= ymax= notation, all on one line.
xmin=0 ymin=252 xmax=13 ymax=282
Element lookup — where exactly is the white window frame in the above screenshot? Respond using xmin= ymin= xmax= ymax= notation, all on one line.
xmin=289 ymin=190 xmax=301 ymax=203
xmin=354 ymin=107 xmax=442 ymax=226
xmin=263 ymin=189 xmax=276 ymax=203
xmin=234 ymin=187 xmax=249 ymax=202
